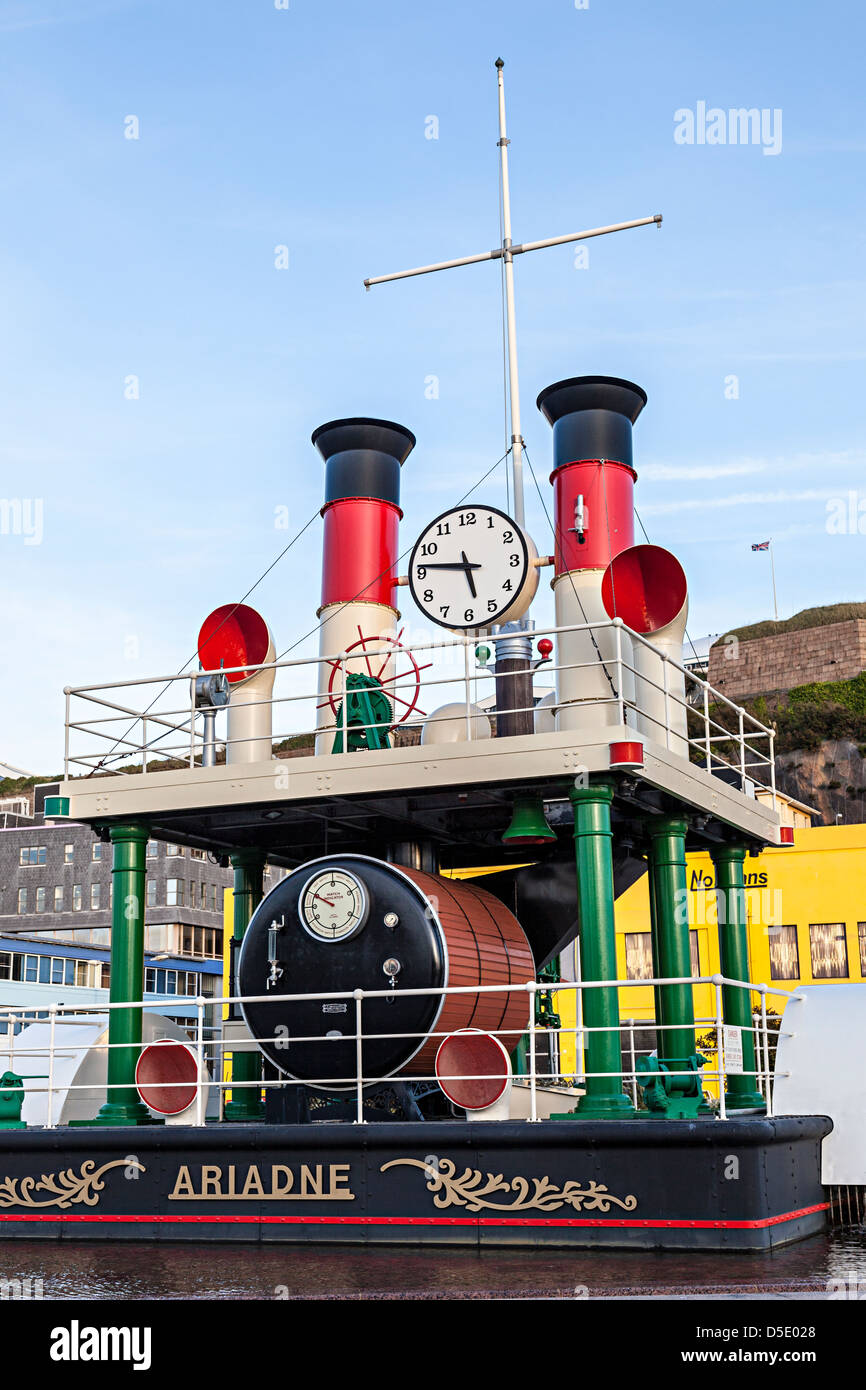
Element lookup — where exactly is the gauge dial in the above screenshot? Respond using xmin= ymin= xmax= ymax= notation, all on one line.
xmin=408 ymin=504 xmax=537 ymax=631
xmin=299 ymin=868 xmax=369 ymax=942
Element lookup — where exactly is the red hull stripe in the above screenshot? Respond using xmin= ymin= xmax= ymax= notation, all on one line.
xmin=0 ymin=1202 xmax=828 ymax=1230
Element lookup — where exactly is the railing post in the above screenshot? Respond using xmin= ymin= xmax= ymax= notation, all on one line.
xmin=614 ymin=619 xmax=625 ymax=727
xmin=662 ymin=653 xmax=671 ymax=749
xmin=64 ymin=688 xmax=71 ymax=779
xmin=714 ymin=978 xmax=726 ymax=1120
xmin=627 ymin=1017 xmax=637 ymax=1107
xmin=354 ymin=990 xmax=365 ymax=1123
xmin=141 ymin=717 xmax=147 ymax=774
xmin=463 ymin=636 xmax=473 ymax=740
xmin=46 ymin=1003 xmax=57 ymax=1129
xmin=760 ymin=986 xmax=773 ymax=1117
xmin=195 ymin=996 xmax=205 ymax=1126
xmin=702 ymin=683 xmax=711 ymax=771
xmin=752 ymin=1011 xmax=764 ymax=1101
xmin=769 ymin=728 xmax=777 ymax=810
xmin=189 ymin=678 xmax=196 ymax=768
xmin=738 ymin=706 xmax=746 ymax=788
xmin=341 ymin=654 xmax=349 ymax=753
xmin=527 ymin=983 xmax=538 ymax=1122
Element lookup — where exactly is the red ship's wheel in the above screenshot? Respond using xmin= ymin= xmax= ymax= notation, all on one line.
xmin=317 ymin=627 xmax=430 ymax=725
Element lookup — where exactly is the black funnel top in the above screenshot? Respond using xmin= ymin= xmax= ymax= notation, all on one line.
xmin=536 ymin=375 xmax=647 ymax=470
xmin=312 ymin=417 xmax=416 ymax=507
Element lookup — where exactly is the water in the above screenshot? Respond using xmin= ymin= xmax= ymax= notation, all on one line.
xmin=2 ymin=1231 xmax=865 ymax=1299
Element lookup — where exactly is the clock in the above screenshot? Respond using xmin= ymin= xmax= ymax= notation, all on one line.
xmin=299 ymin=868 xmax=369 ymax=942
xmin=408 ymin=504 xmax=538 ymax=631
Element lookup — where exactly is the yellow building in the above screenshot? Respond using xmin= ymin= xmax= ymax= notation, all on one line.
xmin=555 ymin=821 xmax=866 ymax=1078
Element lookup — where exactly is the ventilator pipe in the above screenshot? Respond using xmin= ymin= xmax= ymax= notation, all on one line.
xmin=537 ymin=376 xmax=647 ymax=734
xmin=197 ymin=604 xmax=276 ymax=765
xmin=601 ymin=544 xmax=689 ymax=756
xmin=312 ymin=417 xmax=415 ymax=754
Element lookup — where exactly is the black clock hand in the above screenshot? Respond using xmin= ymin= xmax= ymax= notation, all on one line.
xmin=418 ymin=561 xmax=482 ymax=571
xmin=460 ymin=550 xmax=477 ymax=599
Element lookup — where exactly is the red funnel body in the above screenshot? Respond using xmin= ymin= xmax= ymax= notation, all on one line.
xmin=197 ymin=604 xmax=271 ymax=683
xmin=320 ymin=496 xmax=401 ymax=611
xmin=601 ymin=543 xmax=687 ymax=633
xmin=551 ymin=458 xmax=636 ymax=575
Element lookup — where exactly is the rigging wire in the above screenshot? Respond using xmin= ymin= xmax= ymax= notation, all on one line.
xmin=633 ymin=504 xmax=703 ymax=668
xmin=86 ymin=508 xmax=323 ymax=773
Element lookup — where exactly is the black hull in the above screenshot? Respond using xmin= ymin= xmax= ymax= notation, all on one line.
xmin=0 ymin=1116 xmax=831 ymax=1251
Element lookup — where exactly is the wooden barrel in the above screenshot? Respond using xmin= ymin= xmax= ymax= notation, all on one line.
xmin=397 ymin=868 xmax=534 ymax=1074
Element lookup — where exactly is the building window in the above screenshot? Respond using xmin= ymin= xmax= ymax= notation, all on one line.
xmin=146 ymin=841 xmax=159 ymax=858
xmin=859 ymin=923 xmax=866 ymax=978
xmin=91 ymin=882 xmax=101 ymax=910
xmin=212 ymin=884 xmax=221 ymax=914
xmin=0 ymin=952 xmax=11 ymax=979
xmin=146 ymin=880 xmax=158 ymax=907
xmin=73 ymin=884 xmax=83 ymax=911
xmin=624 ymin=933 xmax=653 ymax=981
xmin=64 ymin=843 xmax=74 ymax=864
xmin=809 ymin=923 xmax=849 ymax=979
xmin=17 ymin=887 xmax=28 ymax=914
xmin=101 ymin=963 xmax=111 ymax=989
xmin=165 ymin=844 xmax=184 ymax=858
xmin=190 ymin=848 xmax=206 ymax=861
xmin=92 ymin=843 xmax=102 ymax=862
xmin=54 ymin=886 xmax=64 ymax=912
xmin=689 ymin=930 xmax=701 ymax=979
xmin=769 ymin=925 xmax=800 ymax=981
xmin=19 ymin=846 xmax=46 ymax=866
xmin=35 ymin=886 xmax=47 ymax=914
xmin=166 ymin=879 xmax=184 ymax=907
xmin=189 ymin=881 xmax=197 ymax=909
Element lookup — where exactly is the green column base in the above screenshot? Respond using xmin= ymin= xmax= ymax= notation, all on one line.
xmin=78 ymin=1101 xmax=154 ymax=1127
xmin=723 ymin=1090 xmax=766 ymax=1112
xmin=570 ymin=1091 xmax=635 ymax=1119
xmin=222 ymin=1100 xmax=265 ymax=1123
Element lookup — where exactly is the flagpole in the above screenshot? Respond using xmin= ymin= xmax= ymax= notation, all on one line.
xmin=769 ymin=539 xmax=779 ymax=622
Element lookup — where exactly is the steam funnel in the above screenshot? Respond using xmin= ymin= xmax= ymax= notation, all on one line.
xmin=536 ymin=376 xmax=646 ymax=733
xmin=312 ymin=417 xmax=415 ymax=755
xmin=198 ymin=604 xmax=276 ymax=764
xmin=601 ymin=544 xmax=689 ymax=755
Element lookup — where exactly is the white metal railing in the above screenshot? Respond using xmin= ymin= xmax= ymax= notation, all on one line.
xmin=61 ymin=618 xmax=775 ymax=801
xmin=0 ymin=973 xmax=799 ymax=1128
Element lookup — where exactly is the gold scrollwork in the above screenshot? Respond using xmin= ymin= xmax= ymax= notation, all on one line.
xmin=0 ymin=1157 xmax=145 ymax=1210
xmin=380 ymin=1157 xmax=638 ymax=1214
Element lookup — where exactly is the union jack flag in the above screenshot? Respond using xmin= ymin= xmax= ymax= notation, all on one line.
xmin=751 ymin=540 xmax=770 ymax=551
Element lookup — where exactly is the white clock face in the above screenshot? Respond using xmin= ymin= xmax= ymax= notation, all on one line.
xmin=299 ymin=869 xmax=369 ymax=942
xmin=409 ymin=505 xmax=535 ymax=631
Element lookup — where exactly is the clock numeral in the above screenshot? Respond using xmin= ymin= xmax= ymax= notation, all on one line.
xmin=502 ymin=529 xmax=514 ymax=543
xmin=464 ymin=608 xmax=474 ymax=623
xmin=486 ymin=516 xmax=494 ymax=528
xmin=436 ymin=521 xmax=451 ymax=536
xmin=419 ymin=542 xmax=438 ymax=557
xmin=423 ymin=589 xmax=433 ymax=603
xmin=509 ymin=553 xmax=520 ymax=567
xmin=502 ymin=579 xmax=513 ymax=592
xmin=458 ymin=511 xmax=476 ymax=526
xmin=416 ymin=565 xmax=427 ymax=580
xmin=487 ymin=599 xmax=497 ymax=613
xmin=439 ymin=606 xmax=450 ymax=618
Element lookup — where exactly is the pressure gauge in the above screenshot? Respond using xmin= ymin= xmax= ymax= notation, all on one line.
xmin=408 ymin=504 xmax=538 ymax=631
xmin=299 ymin=868 xmax=369 ymax=942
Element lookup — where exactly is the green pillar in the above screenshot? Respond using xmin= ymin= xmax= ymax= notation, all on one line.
xmin=711 ymin=845 xmax=765 ymax=1110
xmin=570 ymin=780 xmax=634 ymax=1116
xmin=93 ymin=823 xmax=151 ymax=1126
xmin=647 ymin=817 xmax=697 ymax=1070
xmin=223 ymin=850 xmax=266 ymax=1122
xmin=645 ymin=858 xmax=665 ymax=1044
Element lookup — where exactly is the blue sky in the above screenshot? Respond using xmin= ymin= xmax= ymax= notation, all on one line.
xmin=1 ymin=0 xmax=864 ymax=769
